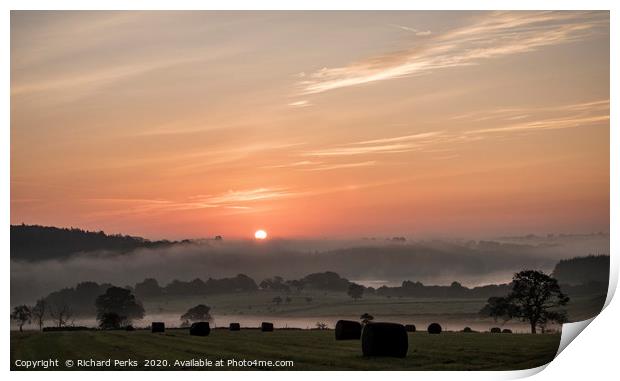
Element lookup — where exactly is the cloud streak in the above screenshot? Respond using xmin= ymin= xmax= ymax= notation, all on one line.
xmin=461 ymin=99 xmax=610 ymax=135
xmin=302 ymin=131 xmax=446 ymax=157
xmin=390 ymin=24 xmax=432 ymax=36
xmin=297 ymin=11 xmax=607 ymax=95
xmin=302 ymin=161 xmax=377 ymax=171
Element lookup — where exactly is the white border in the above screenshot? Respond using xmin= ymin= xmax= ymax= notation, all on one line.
xmin=2 ymin=1 xmax=617 ymax=381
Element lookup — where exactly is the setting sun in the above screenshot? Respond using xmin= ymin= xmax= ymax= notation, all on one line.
xmin=254 ymin=229 xmax=268 ymax=240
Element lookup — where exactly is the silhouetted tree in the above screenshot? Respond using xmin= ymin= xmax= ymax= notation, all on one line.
xmin=316 ymin=322 xmax=328 ymax=330
xmin=360 ymin=313 xmax=374 ymax=325
xmin=135 ymin=278 xmax=163 ymax=299
xmin=180 ymin=304 xmax=212 ymax=325
xmin=11 ymin=305 xmax=31 ymax=332
xmin=480 ymin=270 xmax=569 ymax=333
xmin=49 ymin=301 xmax=73 ymax=328
xmin=31 ymin=299 xmax=47 ymax=331
xmin=301 ymin=272 xmax=350 ymax=291
xmin=260 ymin=276 xmax=290 ymax=292
xmin=347 ymin=283 xmax=364 ymax=300
xmin=95 ymin=287 xmax=144 ymax=327
xmin=286 ymin=279 xmax=305 ymax=293
xmin=99 ymin=312 xmax=124 ymax=329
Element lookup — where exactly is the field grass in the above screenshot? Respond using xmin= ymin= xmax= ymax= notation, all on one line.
xmin=143 ymin=290 xmax=604 ymax=319
xmin=11 ymin=329 xmax=560 ymax=371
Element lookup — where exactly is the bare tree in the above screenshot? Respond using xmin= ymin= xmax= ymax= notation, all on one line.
xmin=11 ymin=305 xmax=31 ymax=332
xmin=49 ymin=302 xmax=73 ymax=328
xmin=31 ymin=299 xmax=47 ymax=331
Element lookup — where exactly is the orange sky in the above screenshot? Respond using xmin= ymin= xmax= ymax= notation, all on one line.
xmin=10 ymin=11 xmax=610 ymax=239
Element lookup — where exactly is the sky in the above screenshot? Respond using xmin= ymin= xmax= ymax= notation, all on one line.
xmin=10 ymin=11 xmax=610 ymax=240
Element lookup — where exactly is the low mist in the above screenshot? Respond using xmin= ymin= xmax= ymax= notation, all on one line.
xmin=11 ymin=234 xmax=609 ymax=305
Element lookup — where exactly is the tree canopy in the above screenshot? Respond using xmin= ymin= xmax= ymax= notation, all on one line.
xmin=95 ymin=287 xmax=144 ymax=326
xmin=480 ymin=270 xmax=569 ymax=333
xmin=180 ymin=304 xmax=212 ymax=323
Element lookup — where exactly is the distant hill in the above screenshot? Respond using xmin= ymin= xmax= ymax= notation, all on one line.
xmin=33 ymin=267 xmax=608 ymax=317
xmin=551 ymin=255 xmax=609 ymax=285
xmin=10 ymin=224 xmax=178 ymax=261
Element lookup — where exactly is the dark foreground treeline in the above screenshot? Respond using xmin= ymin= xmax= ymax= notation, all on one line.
xmin=10 ymin=224 xmax=179 ymax=261
xmin=38 ymin=255 xmax=608 ymax=317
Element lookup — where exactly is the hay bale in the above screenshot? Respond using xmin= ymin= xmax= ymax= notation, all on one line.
xmin=261 ymin=322 xmax=274 ymax=332
xmin=405 ymin=324 xmax=416 ymax=332
xmin=490 ymin=327 xmax=502 ymax=333
xmin=462 ymin=326 xmax=473 ymax=333
xmin=502 ymin=328 xmax=512 ymax=334
xmin=427 ymin=323 xmax=442 ymax=334
xmin=361 ymin=322 xmax=408 ymax=358
xmin=151 ymin=322 xmax=165 ymax=333
xmin=335 ymin=320 xmax=361 ymax=340
xmin=189 ymin=322 xmax=211 ymax=336
xmin=229 ymin=323 xmax=241 ymax=331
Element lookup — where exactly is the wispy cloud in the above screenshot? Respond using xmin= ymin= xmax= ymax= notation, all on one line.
xmin=302 ymin=161 xmax=377 ymax=171
xmin=84 ymin=187 xmax=301 ymax=218
xmin=83 ymin=181 xmax=398 ymax=218
xmin=302 ymin=143 xmax=416 ymax=157
xmin=261 ymin=160 xmax=323 ymax=169
xmin=351 ymin=131 xmax=443 ymax=145
xmin=390 ymin=24 xmax=432 ymax=36
xmin=467 ymin=115 xmax=609 ymax=135
xmin=297 ymin=11 xmax=607 ymax=95
xmin=288 ymin=100 xmax=312 ymax=108
xmin=451 ymin=100 xmax=609 ymax=121
xmin=458 ymin=99 xmax=610 ymax=135
xmin=302 ymin=131 xmax=445 ymax=157
xmin=195 ymin=188 xmax=297 ymax=204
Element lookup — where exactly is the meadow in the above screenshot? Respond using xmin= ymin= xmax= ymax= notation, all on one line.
xmin=11 ymin=329 xmax=560 ymax=371
xmin=134 ymin=291 xmax=604 ymax=331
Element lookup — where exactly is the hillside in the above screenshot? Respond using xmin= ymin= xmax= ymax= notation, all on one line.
xmin=551 ymin=255 xmax=609 ymax=285
xmin=10 ymin=224 xmax=177 ymax=261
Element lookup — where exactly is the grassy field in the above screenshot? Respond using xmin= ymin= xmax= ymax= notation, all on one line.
xmin=11 ymin=329 xmax=560 ymax=371
xmin=142 ymin=290 xmax=604 ymax=320
xmin=134 ymin=291 xmax=604 ymax=332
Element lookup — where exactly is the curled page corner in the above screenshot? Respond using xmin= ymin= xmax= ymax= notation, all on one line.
xmin=553 ymin=257 xmax=616 ymax=361
xmin=555 ymin=317 xmax=596 ymax=357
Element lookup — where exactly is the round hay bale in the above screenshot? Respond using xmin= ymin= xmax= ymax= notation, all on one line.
xmin=490 ymin=327 xmax=502 ymax=333
xmin=405 ymin=324 xmax=416 ymax=332
xmin=502 ymin=328 xmax=512 ymax=334
xmin=189 ymin=322 xmax=211 ymax=336
xmin=151 ymin=322 xmax=165 ymax=333
xmin=125 ymin=325 xmax=135 ymax=331
xmin=361 ymin=322 xmax=408 ymax=358
xmin=335 ymin=320 xmax=362 ymax=340
xmin=427 ymin=323 xmax=442 ymax=334
xmin=261 ymin=322 xmax=274 ymax=332
xmin=462 ymin=326 xmax=473 ymax=333
xmin=229 ymin=323 xmax=241 ymax=331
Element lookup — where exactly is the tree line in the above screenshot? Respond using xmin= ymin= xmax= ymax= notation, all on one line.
xmin=11 ymin=224 xmax=179 ymax=261
xmin=11 ymin=269 xmax=576 ymax=334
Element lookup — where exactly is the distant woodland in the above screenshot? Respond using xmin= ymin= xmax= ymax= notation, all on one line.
xmin=11 ymin=224 xmax=178 ymax=261
xmin=11 ymin=224 xmax=609 ymax=317
xmin=38 ymin=255 xmax=608 ymax=317
xmin=551 ymin=255 xmax=610 ymax=285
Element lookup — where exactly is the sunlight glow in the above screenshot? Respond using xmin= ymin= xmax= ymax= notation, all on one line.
xmin=254 ymin=229 xmax=268 ymax=240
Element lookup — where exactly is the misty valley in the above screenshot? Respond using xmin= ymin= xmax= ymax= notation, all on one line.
xmin=10 ymin=225 xmax=609 ymax=333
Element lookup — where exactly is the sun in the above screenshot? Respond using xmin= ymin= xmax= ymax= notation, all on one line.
xmin=254 ymin=229 xmax=268 ymax=240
